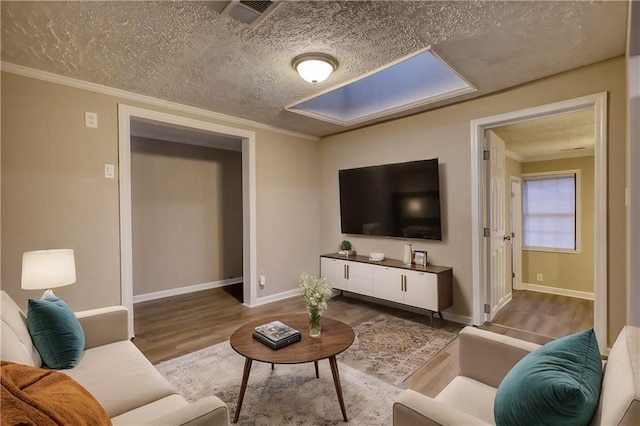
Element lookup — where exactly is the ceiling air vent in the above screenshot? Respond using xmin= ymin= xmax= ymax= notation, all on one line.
xmin=222 ymin=1 xmax=279 ymax=27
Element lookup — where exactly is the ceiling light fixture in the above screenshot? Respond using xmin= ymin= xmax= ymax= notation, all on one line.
xmin=292 ymin=53 xmax=338 ymax=84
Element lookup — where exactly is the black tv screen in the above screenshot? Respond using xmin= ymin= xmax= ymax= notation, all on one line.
xmin=339 ymin=158 xmax=442 ymax=240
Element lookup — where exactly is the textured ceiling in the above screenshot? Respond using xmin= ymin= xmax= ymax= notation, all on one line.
xmin=1 ymin=1 xmax=628 ymax=137
xmin=493 ymin=109 xmax=595 ymax=162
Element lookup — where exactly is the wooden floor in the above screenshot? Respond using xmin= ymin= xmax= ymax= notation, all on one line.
xmin=487 ymin=289 xmax=593 ymax=344
xmin=133 ymin=285 xmax=591 ymax=397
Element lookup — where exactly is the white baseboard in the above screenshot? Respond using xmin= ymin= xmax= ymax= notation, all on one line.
xmin=249 ymin=288 xmax=301 ymax=307
xmin=522 ymin=282 xmax=594 ymax=300
xmin=133 ymin=277 xmax=243 ymax=304
xmin=440 ymin=311 xmax=474 ymax=326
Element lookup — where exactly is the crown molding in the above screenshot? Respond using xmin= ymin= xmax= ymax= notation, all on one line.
xmin=1 ymin=61 xmax=319 ymax=141
xmin=505 ymin=146 xmax=595 ymax=163
xmin=521 ymin=148 xmax=595 ymax=163
xmin=505 ymin=149 xmax=524 ymax=162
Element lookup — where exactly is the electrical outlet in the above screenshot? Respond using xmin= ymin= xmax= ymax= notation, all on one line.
xmin=259 ymin=272 xmax=266 ymax=287
xmin=536 ymin=273 xmax=543 ymax=282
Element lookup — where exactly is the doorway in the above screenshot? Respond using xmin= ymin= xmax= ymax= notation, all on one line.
xmin=485 ymin=114 xmax=596 ymax=338
xmin=129 ymin=122 xmax=243 ymax=304
xmin=470 ymin=92 xmax=608 ymax=353
xmin=118 ymin=105 xmax=258 ymax=338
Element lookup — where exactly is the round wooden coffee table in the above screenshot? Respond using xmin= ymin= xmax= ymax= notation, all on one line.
xmin=229 ymin=314 xmax=355 ymax=423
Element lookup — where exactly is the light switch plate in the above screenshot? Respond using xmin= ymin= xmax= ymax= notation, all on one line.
xmin=85 ymin=112 xmax=98 ymax=128
xmin=104 ymin=163 xmax=115 ymax=179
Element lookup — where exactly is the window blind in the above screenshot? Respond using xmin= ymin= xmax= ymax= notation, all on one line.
xmin=522 ymin=174 xmax=576 ymax=250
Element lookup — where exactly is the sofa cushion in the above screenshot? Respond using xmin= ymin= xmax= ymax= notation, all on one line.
xmin=0 ymin=291 xmax=42 ymax=367
xmin=494 ymin=328 xmax=602 ymax=426
xmin=61 ymin=340 xmax=177 ymax=418
xmin=1 ymin=361 xmax=111 ymax=425
xmin=27 ymin=296 xmax=85 ymax=369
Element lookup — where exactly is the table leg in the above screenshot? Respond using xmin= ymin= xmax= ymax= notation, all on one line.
xmin=328 ymin=356 xmax=348 ymax=422
xmin=314 ymin=360 xmax=319 ymax=378
xmin=234 ymin=357 xmax=253 ymax=423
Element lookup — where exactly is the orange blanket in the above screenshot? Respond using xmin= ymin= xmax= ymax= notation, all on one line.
xmin=1 ymin=361 xmax=111 ymax=426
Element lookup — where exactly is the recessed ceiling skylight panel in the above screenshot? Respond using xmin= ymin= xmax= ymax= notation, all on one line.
xmin=286 ymin=48 xmax=475 ymax=126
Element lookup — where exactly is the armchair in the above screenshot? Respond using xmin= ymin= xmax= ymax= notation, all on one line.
xmin=393 ymin=325 xmax=639 ymax=426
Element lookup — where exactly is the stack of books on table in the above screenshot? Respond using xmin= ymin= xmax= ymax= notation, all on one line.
xmin=252 ymin=320 xmax=301 ymax=350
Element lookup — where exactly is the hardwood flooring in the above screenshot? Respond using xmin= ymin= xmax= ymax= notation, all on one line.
xmin=133 ymin=285 xmax=591 ymax=398
xmin=488 ymin=289 xmax=593 ymax=343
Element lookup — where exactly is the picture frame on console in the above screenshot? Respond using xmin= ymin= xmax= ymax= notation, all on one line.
xmin=414 ymin=250 xmax=427 ymax=266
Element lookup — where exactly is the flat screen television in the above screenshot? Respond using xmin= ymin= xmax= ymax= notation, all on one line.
xmin=339 ymin=158 xmax=442 ymax=240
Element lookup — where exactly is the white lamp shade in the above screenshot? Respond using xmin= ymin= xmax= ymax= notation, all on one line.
xmin=292 ymin=53 xmax=338 ymax=84
xmin=21 ymin=249 xmax=76 ymax=290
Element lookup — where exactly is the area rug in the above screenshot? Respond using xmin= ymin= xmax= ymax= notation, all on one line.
xmin=338 ymin=314 xmax=457 ymax=385
xmin=155 ymin=341 xmax=401 ymax=425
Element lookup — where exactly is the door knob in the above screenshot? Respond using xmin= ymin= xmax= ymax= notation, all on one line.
xmin=503 ymin=235 xmax=511 ymax=241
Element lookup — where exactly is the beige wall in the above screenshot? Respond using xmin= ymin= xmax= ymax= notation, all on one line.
xmin=130 ymin=137 xmax=243 ymax=296
xmin=505 ymin=158 xmax=523 ymax=184
xmin=628 ymin=5 xmax=640 ymax=326
xmin=1 ymin=72 xmax=3 ymax=284
xmin=255 ymin=133 xmax=321 ymax=299
xmin=319 ymin=57 xmax=627 ymax=343
xmin=2 ymin=73 xmax=121 ymax=309
xmin=503 ymin=150 xmax=594 ymax=296
xmin=1 ymin=71 xmax=321 ymax=311
xmin=521 ymin=156 xmax=595 ymax=294
xmin=0 ymin=56 xmax=628 ymax=344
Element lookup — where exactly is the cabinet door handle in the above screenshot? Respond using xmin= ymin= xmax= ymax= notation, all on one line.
xmin=346 ymin=264 xmax=349 ymax=280
xmin=400 ymin=275 xmax=403 ymax=291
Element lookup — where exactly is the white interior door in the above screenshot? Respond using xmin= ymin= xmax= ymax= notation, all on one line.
xmin=487 ymin=130 xmax=511 ymax=319
xmin=471 ymin=93 xmax=607 ymax=353
xmin=510 ymin=178 xmax=523 ymax=290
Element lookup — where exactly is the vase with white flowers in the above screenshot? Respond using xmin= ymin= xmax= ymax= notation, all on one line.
xmin=299 ymin=273 xmax=333 ymax=337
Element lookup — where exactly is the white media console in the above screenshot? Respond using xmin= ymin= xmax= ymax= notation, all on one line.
xmin=320 ymin=253 xmax=453 ymax=324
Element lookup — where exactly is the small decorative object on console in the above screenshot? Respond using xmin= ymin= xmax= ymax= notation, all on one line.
xmin=414 ymin=250 xmax=427 ymax=266
xmin=299 ymin=273 xmax=333 ymax=337
xmin=369 ymin=252 xmax=385 ymax=261
xmin=338 ymin=240 xmax=355 ymax=256
xmin=252 ymin=320 xmax=301 ymax=349
xmin=403 ymin=244 xmax=413 ymax=265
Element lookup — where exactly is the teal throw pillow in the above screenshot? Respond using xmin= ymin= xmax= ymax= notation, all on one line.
xmin=27 ymin=296 xmax=85 ymax=369
xmin=494 ymin=328 xmax=602 ymax=426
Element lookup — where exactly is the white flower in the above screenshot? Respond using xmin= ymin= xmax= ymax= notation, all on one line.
xmin=299 ymin=273 xmax=332 ymax=314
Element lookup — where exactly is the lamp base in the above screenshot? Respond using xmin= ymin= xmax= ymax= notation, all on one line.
xmin=42 ymin=289 xmax=57 ymax=299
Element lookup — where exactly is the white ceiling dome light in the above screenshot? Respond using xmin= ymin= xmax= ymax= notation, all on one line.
xmin=292 ymin=53 xmax=338 ymax=84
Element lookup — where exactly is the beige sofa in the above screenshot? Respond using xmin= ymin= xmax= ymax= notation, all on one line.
xmin=0 ymin=290 xmax=229 ymax=425
xmin=394 ymin=325 xmax=640 ymax=426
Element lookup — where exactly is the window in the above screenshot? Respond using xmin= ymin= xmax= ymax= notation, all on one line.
xmin=522 ymin=171 xmax=579 ymax=252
